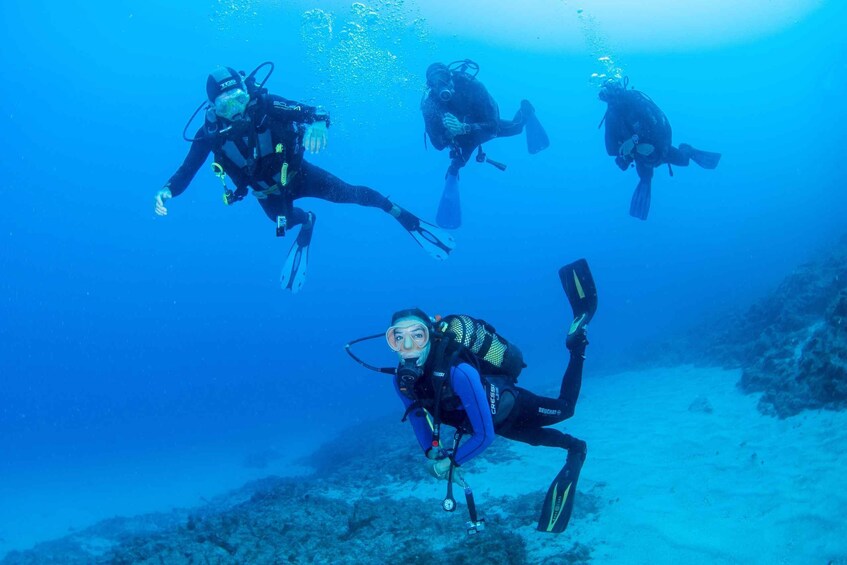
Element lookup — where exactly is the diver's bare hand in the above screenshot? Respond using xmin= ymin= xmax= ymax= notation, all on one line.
xmin=154 ymin=188 xmax=172 ymax=216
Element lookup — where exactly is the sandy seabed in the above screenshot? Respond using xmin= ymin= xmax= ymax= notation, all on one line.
xmin=449 ymin=365 xmax=847 ymax=564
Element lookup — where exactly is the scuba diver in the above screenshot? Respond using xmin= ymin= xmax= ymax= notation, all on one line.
xmin=598 ymin=77 xmax=722 ymax=220
xmin=154 ymin=63 xmax=455 ymax=292
xmin=421 ymin=60 xmax=550 ymax=229
xmin=346 ymin=259 xmax=597 ymax=534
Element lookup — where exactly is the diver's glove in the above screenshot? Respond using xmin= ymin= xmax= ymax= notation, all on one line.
xmin=304 ymin=120 xmax=329 ymax=154
xmin=427 ymin=457 xmax=466 ymax=486
xmin=614 ymin=155 xmax=632 ymax=171
xmin=154 ymin=187 xmax=172 ymax=216
xmin=443 ymin=113 xmax=470 ymax=138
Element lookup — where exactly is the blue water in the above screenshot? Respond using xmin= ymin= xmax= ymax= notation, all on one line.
xmin=1 ymin=0 xmax=845 ymax=555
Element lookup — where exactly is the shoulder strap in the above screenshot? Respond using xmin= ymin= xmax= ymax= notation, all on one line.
xmin=425 ymin=334 xmax=467 ymax=445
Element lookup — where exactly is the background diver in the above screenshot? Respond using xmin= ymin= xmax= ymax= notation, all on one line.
xmin=421 ymin=59 xmax=550 ymax=229
xmin=598 ymin=77 xmax=722 ymax=220
xmin=154 ymin=62 xmax=455 ymax=292
xmin=346 ymin=259 xmax=598 ymax=534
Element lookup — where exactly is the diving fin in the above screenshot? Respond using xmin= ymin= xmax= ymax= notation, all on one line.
xmin=680 ymin=143 xmax=721 ymax=169
xmin=559 ymin=259 xmax=597 ymax=348
xmin=521 ymin=100 xmax=549 ymax=154
xmin=436 ymin=173 xmax=461 ymax=229
xmin=537 ymin=443 xmax=587 ymax=534
xmin=280 ymin=213 xmax=315 ymax=293
xmin=395 ymin=206 xmax=456 ymax=261
xmin=629 ymin=178 xmax=651 ymax=220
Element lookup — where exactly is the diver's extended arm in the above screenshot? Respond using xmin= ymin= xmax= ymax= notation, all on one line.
xmin=155 ymin=129 xmax=213 ymax=215
xmin=162 ymin=129 xmax=213 ymax=198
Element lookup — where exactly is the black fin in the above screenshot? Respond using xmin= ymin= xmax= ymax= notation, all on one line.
xmin=521 ymin=100 xmax=550 ymax=154
xmin=680 ymin=143 xmax=721 ymax=169
xmin=280 ymin=213 xmax=315 ymax=293
xmin=537 ymin=448 xmax=586 ymax=533
xmin=436 ymin=173 xmax=461 ymax=229
xmin=629 ymin=178 xmax=651 ymax=220
xmin=558 ymin=259 xmax=598 ymax=328
xmin=396 ymin=207 xmax=456 ymax=261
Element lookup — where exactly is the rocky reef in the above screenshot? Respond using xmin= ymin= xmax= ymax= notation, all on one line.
xmin=1 ymin=419 xmax=598 ymax=564
xmin=659 ymin=235 xmax=847 ymax=418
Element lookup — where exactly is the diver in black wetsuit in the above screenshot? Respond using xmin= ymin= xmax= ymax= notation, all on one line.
xmin=421 ymin=60 xmax=549 ymax=228
xmin=155 ymin=64 xmax=454 ymax=292
xmin=599 ymin=77 xmax=722 ymax=220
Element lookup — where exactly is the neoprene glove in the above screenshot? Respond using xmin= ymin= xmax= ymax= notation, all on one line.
xmin=154 ymin=188 xmax=172 ymax=216
xmin=442 ymin=113 xmax=470 ymax=137
xmin=615 ymin=155 xmax=632 ymax=171
xmin=304 ymin=120 xmax=329 ymax=154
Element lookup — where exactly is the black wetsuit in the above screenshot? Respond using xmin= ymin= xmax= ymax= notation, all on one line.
xmin=421 ymin=73 xmax=524 ymax=176
xmin=603 ymin=89 xmax=692 ymax=187
xmin=493 ymin=353 xmax=584 ymax=450
xmin=164 ymin=93 xmax=393 ymax=230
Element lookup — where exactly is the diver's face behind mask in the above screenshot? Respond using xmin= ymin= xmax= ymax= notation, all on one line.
xmin=214 ymin=88 xmax=250 ymax=121
xmin=386 ymin=319 xmax=430 ymax=361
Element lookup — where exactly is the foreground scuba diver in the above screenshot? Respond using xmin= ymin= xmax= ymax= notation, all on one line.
xmin=598 ymin=77 xmax=722 ymax=220
xmin=346 ymin=260 xmax=598 ymax=534
xmin=421 ymin=60 xmax=550 ymax=229
xmin=154 ymin=62 xmax=455 ymax=292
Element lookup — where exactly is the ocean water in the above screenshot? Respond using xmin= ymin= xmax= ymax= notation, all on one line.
xmin=1 ymin=0 xmax=845 ymax=557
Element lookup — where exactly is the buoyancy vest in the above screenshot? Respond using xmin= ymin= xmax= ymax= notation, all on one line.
xmin=398 ymin=314 xmax=525 ymax=439
xmin=207 ymin=94 xmax=305 ymax=199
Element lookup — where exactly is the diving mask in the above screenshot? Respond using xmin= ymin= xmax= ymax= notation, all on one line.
xmin=214 ymin=88 xmax=250 ymax=121
xmin=386 ymin=321 xmax=430 ymax=359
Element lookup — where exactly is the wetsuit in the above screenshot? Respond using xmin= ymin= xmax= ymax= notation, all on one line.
xmin=164 ymin=93 xmax=394 ymax=230
xmin=396 ymin=351 xmax=585 ymax=466
xmin=603 ymin=89 xmax=692 ymax=185
xmin=421 ymin=73 xmax=524 ymax=176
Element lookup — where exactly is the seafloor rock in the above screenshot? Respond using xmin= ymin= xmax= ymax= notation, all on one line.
xmin=738 ymin=261 xmax=847 ymax=417
xmin=2 ymin=419 xmax=597 ymax=565
xmin=659 ymin=235 xmax=847 ymax=418
xmin=688 ymin=395 xmax=713 ymax=414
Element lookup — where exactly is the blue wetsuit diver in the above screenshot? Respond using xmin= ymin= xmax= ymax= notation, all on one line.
xmin=421 ymin=60 xmax=549 ymax=229
xmin=599 ymin=77 xmax=722 ymax=220
xmin=155 ymin=64 xmax=454 ymax=292
xmin=356 ymin=260 xmax=598 ymax=533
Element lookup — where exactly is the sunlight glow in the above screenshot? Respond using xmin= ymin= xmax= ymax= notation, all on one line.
xmin=414 ymin=0 xmax=825 ymax=52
